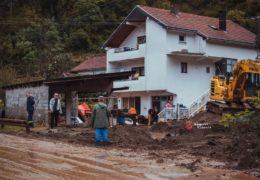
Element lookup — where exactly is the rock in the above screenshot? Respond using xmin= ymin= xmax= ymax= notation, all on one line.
xmin=207 ymin=139 xmax=217 ymax=146
xmin=205 ymin=134 xmax=223 ymax=139
xmin=156 ymin=159 xmax=164 ymax=163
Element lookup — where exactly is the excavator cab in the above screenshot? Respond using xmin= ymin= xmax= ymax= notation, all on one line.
xmin=244 ymin=73 xmax=260 ymax=99
xmin=210 ymin=75 xmax=226 ymax=101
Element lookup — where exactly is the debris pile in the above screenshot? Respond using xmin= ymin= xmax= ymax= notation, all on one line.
xmin=3 ymin=111 xmax=260 ymax=175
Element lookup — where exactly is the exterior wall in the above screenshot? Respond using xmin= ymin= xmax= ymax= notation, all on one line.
xmin=5 ymin=85 xmax=49 ymax=122
xmin=166 ymin=57 xmax=215 ymax=106
xmin=145 ymin=18 xmax=167 ymax=90
xmin=167 ymin=32 xmax=206 ymax=54
xmin=206 ymin=43 xmax=257 ymax=60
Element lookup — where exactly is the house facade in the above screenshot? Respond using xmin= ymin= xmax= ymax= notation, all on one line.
xmin=104 ymin=5 xmax=257 ymax=116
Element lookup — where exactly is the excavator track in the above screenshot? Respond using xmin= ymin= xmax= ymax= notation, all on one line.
xmin=206 ymin=101 xmax=255 ymax=115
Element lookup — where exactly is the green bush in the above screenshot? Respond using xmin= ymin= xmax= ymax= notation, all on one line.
xmin=220 ymin=100 xmax=260 ymax=136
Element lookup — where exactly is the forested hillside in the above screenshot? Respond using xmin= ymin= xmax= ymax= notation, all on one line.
xmin=0 ymin=0 xmax=259 ymax=99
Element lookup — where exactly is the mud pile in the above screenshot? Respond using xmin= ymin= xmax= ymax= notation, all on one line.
xmin=109 ymin=126 xmax=154 ymax=149
xmin=3 ymin=111 xmax=260 ymax=173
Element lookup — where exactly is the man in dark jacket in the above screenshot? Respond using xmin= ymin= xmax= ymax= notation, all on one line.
xmin=26 ymin=92 xmax=35 ymax=128
xmin=91 ymin=96 xmax=111 ymax=143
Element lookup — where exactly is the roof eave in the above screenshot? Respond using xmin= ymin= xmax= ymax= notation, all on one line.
xmin=102 ymin=5 xmax=168 ymax=48
xmin=207 ymin=38 xmax=256 ymax=48
xmin=102 ymin=6 xmax=140 ymax=48
xmin=70 ymin=68 xmax=106 ymax=73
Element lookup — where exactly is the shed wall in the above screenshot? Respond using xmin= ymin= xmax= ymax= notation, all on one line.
xmin=5 ymin=85 xmax=49 ymax=122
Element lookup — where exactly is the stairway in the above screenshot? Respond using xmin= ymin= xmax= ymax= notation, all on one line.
xmin=158 ymin=89 xmax=210 ymax=121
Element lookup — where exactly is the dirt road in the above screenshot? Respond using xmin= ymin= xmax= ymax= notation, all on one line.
xmin=0 ymin=134 xmax=259 ymax=180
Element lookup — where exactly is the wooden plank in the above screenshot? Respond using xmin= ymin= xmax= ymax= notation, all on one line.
xmin=0 ymin=122 xmax=26 ymax=127
xmin=0 ymin=119 xmax=27 ymax=124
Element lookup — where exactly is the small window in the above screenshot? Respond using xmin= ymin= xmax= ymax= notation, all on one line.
xmin=179 ymin=35 xmax=186 ymax=42
xmin=181 ymin=62 xmax=187 ymax=73
xmin=206 ymin=67 xmax=210 ymax=73
xmin=137 ymin=36 xmax=146 ymax=44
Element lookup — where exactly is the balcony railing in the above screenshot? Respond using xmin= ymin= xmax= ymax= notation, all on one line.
xmin=113 ymin=76 xmax=146 ymax=92
xmin=107 ymin=44 xmax=146 ymax=62
xmin=114 ymin=47 xmax=138 ymax=53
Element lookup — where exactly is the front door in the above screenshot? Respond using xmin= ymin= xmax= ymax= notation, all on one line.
xmin=135 ymin=97 xmax=141 ymax=114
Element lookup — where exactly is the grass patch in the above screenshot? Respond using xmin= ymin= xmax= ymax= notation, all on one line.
xmin=0 ymin=125 xmax=25 ymax=133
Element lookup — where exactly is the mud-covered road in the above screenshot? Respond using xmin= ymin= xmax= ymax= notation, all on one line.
xmin=0 ymin=134 xmax=259 ymax=180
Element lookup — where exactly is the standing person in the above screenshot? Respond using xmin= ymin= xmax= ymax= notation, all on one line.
xmin=26 ymin=92 xmax=35 ymax=128
xmin=153 ymin=106 xmax=159 ymax=123
xmin=165 ymin=100 xmax=173 ymax=109
xmin=91 ymin=96 xmax=111 ymax=144
xmin=165 ymin=100 xmax=174 ymax=120
xmin=147 ymin=108 xmax=154 ymax=126
xmin=49 ymin=93 xmax=62 ymax=128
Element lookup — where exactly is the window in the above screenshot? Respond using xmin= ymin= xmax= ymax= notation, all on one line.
xmin=132 ymin=67 xmax=145 ymax=80
xmin=181 ymin=62 xmax=187 ymax=73
xmin=122 ymin=97 xmax=136 ymax=109
xmin=137 ymin=36 xmax=146 ymax=44
xmin=215 ymin=58 xmax=237 ymax=76
xmin=226 ymin=59 xmax=236 ymax=73
xmin=206 ymin=67 xmax=210 ymax=73
xmin=179 ymin=35 xmax=186 ymax=42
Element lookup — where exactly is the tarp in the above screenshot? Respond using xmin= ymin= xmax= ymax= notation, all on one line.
xmin=78 ymin=102 xmax=91 ymax=117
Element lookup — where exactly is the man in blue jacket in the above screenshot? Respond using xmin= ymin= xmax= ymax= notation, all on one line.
xmin=26 ymin=92 xmax=35 ymax=128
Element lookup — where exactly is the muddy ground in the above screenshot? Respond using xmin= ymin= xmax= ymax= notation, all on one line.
xmin=1 ymin=111 xmax=260 ymax=179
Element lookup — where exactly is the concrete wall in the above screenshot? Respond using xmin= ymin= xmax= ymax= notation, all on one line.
xmin=5 ymin=85 xmax=49 ymax=122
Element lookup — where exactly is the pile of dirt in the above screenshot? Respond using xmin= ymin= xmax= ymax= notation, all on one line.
xmin=190 ymin=111 xmax=221 ymax=123
xmin=109 ymin=126 xmax=155 ymax=149
xmin=150 ymin=122 xmax=174 ymax=132
xmin=3 ymin=111 xmax=260 ymax=174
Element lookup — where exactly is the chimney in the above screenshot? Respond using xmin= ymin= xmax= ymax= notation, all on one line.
xmin=219 ymin=11 xmax=226 ymax=31
xmin=170 ymin=3 xmax=178 ymax=15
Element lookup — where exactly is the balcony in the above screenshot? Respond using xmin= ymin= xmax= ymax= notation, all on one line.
xmin=107 ymin=43 xmax=146 ymax=62
xmin=113 ymin=76 xmax=146 ymax=92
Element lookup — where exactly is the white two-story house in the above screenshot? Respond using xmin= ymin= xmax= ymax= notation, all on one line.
xmin=103 ymin=5 xmax=257 ymax=116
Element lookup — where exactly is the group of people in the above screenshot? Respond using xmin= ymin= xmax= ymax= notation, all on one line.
xmin=26 ymin=92 xmax=110 ymax=144
xmin=26 ymin=92 xmax=62 ymax=129
xmin=26 ymin=92 xmax=174 ymax=144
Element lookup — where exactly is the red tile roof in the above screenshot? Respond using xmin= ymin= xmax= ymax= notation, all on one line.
xmin=140 ymin=5 xmax=256 ymax=45
xmin=71 ymin=55 xmax=106 ymax=73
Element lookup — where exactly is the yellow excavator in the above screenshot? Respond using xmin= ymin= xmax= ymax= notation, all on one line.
xmin=207 ymin=59 xmax=260 ymax=114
